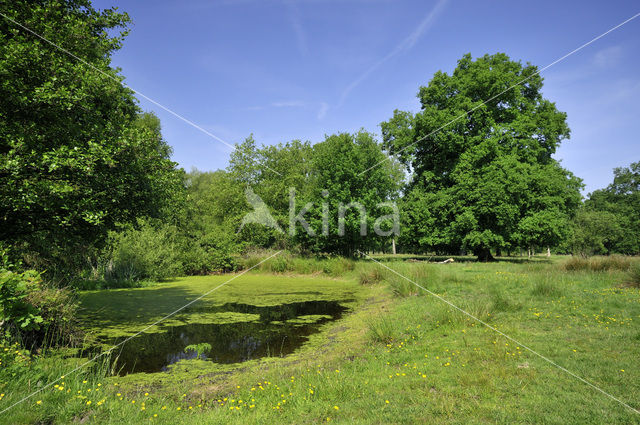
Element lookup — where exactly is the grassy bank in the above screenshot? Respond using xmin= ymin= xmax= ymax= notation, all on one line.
xmin=2 ymin=257 xmax=640 ymax=424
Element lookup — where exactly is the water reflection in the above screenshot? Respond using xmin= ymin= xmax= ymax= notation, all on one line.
xmin=105 ymin=300 xmax=348 ymax=375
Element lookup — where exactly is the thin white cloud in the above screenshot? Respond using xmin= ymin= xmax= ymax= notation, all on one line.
xmin=337 ymin=0 xmax=448 ymax=107
xmin=399 ymin=1 xmax=447 ymax=51
xmin=545 ymin=45 xmax=626 ymax=87
xmin=245 ymin=100 xmax=329 ymax=120
xmin=272 ymin=100 xmax=306 ymax=107
xmin=317 ymin=102 xmax=329 ymax=120
xmin=244 ymin=100 xmax=306 ymax=111
xmin=284 ymin=0 xmax=308 ymax=56
xmin=592 ymin=45 xmax=623 ymax=68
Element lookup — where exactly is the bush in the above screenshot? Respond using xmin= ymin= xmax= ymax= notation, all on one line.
xmin=0 ymin=269 xmax=79 ymax=349
xmin=0 ymin=269 xmax=44 ymax=332
xmin=183 ymin=232 xmax=239 ymax=274
xmin=490 ymin=289 xmax=520 ymax=312
xmin=105 ymin=221 xmax=184 ymax=282
xmin=24 ymin=285 xmax=79 ymax=348
xmin=237 ymin=250 xmax=287 ymax=272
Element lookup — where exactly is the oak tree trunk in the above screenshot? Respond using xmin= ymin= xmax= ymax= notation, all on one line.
xmin=474 ymin=247 xmax=495 ymax=262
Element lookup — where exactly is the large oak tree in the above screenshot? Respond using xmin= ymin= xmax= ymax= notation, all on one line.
xmin=382 ymin=53 xmax=582 ymax=260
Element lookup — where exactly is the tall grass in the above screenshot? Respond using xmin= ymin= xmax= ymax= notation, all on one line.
xmin=358 ymin=267 xmax=384 ymax=285
xmin=531 ymin=279 xmax=563 ymax=297
xmin=237 ymin=251 xmax=355 ymax=277
xmin=0 ymin=341 xmax=114 ymax=424
xmin=388 ymin=277 xmax=423 ymax=297
xmin=561 ymin=255 xmax=636 ymax=272
xmin=489 ymin=289 xmax=521 ymax=312
xmin=321 ymin=257 xmax=355 ymax=276
xmin=384 ymin=263 xmax=441 ymax=297
xmin=625 ymin=263 xmax=640 ymax=288
xmin=238 ymin=253 xmax=447 ymax=298
xmin=427 ymin=298 xmax=495 ymax=327
xmin=366 ymin=314 xmax=396 ymax=344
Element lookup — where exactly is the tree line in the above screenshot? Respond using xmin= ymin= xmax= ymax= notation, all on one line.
xmin=1 ymin=1 xmax=638 ymax=287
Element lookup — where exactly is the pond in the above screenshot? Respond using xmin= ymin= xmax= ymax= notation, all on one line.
xmin=100 ymin=300 xmax=349 ymax=375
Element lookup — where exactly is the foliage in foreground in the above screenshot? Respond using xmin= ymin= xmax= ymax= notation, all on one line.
xmin=0 ymin=1 xmax=185 ymax=278
xmin=0 ymin=268 xmax=78 ymax=349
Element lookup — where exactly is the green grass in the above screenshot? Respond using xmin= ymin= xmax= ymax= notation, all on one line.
xmin=2 ymin=258 xmax=640 ymax=424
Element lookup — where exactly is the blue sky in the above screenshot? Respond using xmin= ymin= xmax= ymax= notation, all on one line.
xmin=92 ymin=0 xmax=640 ymax=194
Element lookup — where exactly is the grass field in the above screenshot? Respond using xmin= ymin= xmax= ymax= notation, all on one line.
xmin=1 ymin=256 xmax=640 ymax=424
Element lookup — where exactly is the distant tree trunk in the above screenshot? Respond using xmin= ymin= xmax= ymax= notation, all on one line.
xmin=495 ymin=247 xmax=502 ymax=257
xmin=546 ymin=246 xmax=551 ymax=257
xmin=527 ymin=247 xmax=531 ymax=259
xmin=392 ymin=238 xmax=396 ymax=255
xmin=474 ymin=247 xmax=495 ymax=262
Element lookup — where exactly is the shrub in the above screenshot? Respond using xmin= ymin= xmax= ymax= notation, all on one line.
xmin=0 ymin=269 xmax=79 ymax=349
xmin=238 ymin=252 xmax=264 ymax=270
xmin=24 ymin=285 xmax=79 ymax=348
xmin=185 ymin=232 xmax=239 ymax=274
xmin=428 ymin=299 xmax=493 ymax=326
xmin=0 ymin=269 xmax=44 ymax=333
xmin=102 ymin=220 xmax=184 ymax=282
xmin=237 ymin=250 xmax=282 ymax=272
xmin=408 ymin=264 xmax=434 ymax=281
